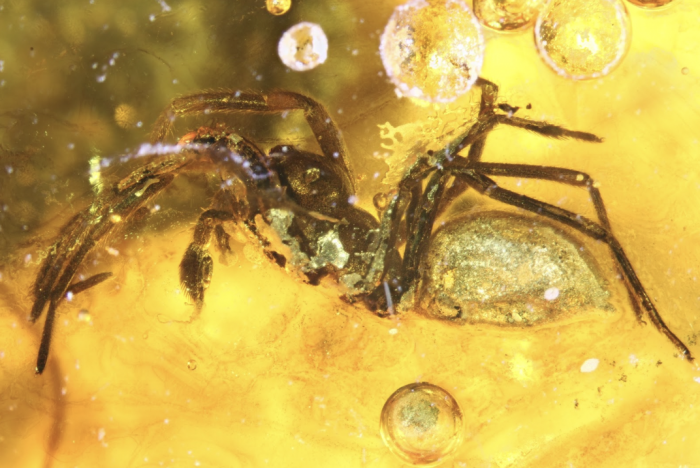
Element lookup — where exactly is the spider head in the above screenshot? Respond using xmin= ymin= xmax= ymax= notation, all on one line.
xmin=269 ymin=145 xmax=353 ymax=217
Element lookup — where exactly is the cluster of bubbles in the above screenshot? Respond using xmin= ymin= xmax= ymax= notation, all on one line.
xmin=378 ymin=0 xmax=675 ymax=103
xmin=269 ymin=0 xmax=677 ymax=93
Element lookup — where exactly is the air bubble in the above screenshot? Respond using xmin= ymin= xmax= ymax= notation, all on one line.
xmin=682 ymin=67 xmax=689 ymax=75
xmin=380 ymin=0 xmax=485 ymax=103
xmin=114 ymin=103 xmax=137 ymax=129
xmin=77 ymin=310 xmax=91 ymax=322
xmin=278 ymin=22 xmax=328 ymax=71
xmin=187 ymin=360 xmax=197 ymax=370
xmin=535 ymin=0 xmax=631 ymax=80
xmin=626 ymin=0 xmax=673 ymax=8
xmin=266 ymin=0 xmax=291 ymax=15
xmin=474 ymin=0 xmax=545 ymax=32
xmin=380 ymin=382 xmax=463 ymax=466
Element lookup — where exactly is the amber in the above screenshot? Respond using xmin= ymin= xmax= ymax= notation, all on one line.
xmin=1 ymin=0 xmax=700 ymax=467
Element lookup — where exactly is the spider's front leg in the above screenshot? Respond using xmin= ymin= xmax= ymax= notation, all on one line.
xmin=31 ymin=151 xmax=190 ymax=374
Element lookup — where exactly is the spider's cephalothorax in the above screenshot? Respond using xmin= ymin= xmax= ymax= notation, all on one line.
xmin=28 ymin=80 xmax=693 ymax=375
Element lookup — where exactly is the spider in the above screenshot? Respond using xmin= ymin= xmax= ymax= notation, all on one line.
xmin=28 ymin=78 xmax=693 ymax=374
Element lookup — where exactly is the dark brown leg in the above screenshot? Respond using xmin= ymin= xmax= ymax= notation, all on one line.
xmin=35 ymin=272 xmax=113 ymax=374
xmin=471 ymin=161 xmax=645 ymax=322
xmin=451 ymin=167 xmax=693 ymax=361
xmin=179 ymin=209 xmax=235 ymax=314
xmin=150 ymin=90 xmax=355 ymax=193
xmin=402 ymin=171 xmax=449 ymax=288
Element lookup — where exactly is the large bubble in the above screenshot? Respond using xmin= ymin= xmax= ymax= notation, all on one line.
xmin=380 ymin=382 xmax=464 ymax=465
xmin=535 ymin=0 xmax=631 ymax=80
xmin=380 ymin=0 xmax=485 ymax=103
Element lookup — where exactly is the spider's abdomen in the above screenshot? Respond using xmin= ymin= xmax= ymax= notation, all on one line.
xmin=416 ymin=211 xmax=614 ymax=326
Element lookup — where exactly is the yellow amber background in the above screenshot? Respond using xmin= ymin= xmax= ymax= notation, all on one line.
xmin=0 ymin=1 xmax=699 ymax=467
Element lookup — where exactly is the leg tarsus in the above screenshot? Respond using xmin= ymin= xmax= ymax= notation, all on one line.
xmin=67 ymin=272 xmax=113 ymax=296
xmin=35 ymin=299 xmax=58 ymax=375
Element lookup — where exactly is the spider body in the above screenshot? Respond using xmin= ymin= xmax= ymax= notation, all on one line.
xmin=28 ymin=79 xmax=693 ymax=375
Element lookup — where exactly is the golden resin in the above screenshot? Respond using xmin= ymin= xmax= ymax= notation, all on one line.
xmin=0 ymin=1 xmax=699 ymax=467
xmin=535 ymin=0 xmax=631 ymax=79
xmin=473 ymin=0 xmax=546 ymax=32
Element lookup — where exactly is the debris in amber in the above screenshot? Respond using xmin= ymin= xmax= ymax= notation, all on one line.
xmin=278 ymin=22 xmax=328 ymax=71
xmin=379 ymin=0 xmax=485 ymax=103
xmin=473 ymin=0 xmax=545 ymax=32
xmin=380 ymin=382 xmax=464 ymax=466
xmin=266 ymin=0 xmax=291 ymax=16
xmin=626 ymin=0 xmax=673 ymax=8
xmin=534 ymin=0 xmax=631 ymax=79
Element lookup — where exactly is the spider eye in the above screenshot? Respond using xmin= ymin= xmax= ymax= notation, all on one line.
xmin=418 ymin=212 xmax=614 ymax=325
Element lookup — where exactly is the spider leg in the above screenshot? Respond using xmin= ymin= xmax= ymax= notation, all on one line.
xmin=179 ymin=209 xmax=235 ymax=316
xmin=495 ymin=114 xmax=603 ymax=143
xmin=30 ymin=173 xmax=175 ymax=374
xmin=471 ymin=161 xmax=644 ymax=323
xmin=35 ymin=272 xmax=113 ymax=374
xmin=150 ymin=89 xmax=355 ymax=193
xmin=402 ymin=171 xmax=450 ymax=288
xmin=449 ymin=167 xmax=693 ymax=361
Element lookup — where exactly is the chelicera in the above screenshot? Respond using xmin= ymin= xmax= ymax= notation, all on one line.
xmin=29 ymin=78 xmax=694 ymax=374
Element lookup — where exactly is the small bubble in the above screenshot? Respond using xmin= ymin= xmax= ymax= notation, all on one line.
xmin=535 ymin=0 xmax=631 ymax=80
xmin=187 ymin=360 xmax=197 ymax=370
xmin=142 ymin=332 xmax=149 ymax=340
xmin=682 ymin=67 xmax=690 ymax=75
xmin=474 ymin=0 xmax=545 ymax=32
xmin=114 ymin=103 xmax=137 ymax=129
xmin=544 ymin=287 xmax=560 ymax=301
xmin=380 ymin=0 xmax=484 ymax=103
xmin=626 ymin=0 xmax=673 ymax=8
xmin=580 ymin=358 xmax=600 ymax=373
xmin=77 ymin=310 xmax=91 ymax=322
xmin=373 ymin=192 xmax=390 ymax=211
xmin=266 ymin=0 xmax=291 ymax=15
xmin=380 ymin=382 xmax=463 ymax=465
xmin=278 ymin=22 xmax=328 ymax=71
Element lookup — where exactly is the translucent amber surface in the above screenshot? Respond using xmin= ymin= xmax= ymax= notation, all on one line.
xmin=0 ymin=1 xmax=699 ymax=467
